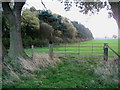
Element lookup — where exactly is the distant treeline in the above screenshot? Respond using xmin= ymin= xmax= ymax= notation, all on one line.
xmin=2 ymin=7 xmax=94 ymax=48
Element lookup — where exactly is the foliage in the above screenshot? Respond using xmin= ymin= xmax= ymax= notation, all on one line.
xmin=40 ymin=22 xmax=54 ymax=40
xmin=53 ymin=30 xmax=62 ymax=37
xmin=38 ymin=10 xmax=60 ymax=30
xmin=32 ymin=38 xmax=49 ymax=47
xmin=2 ymin=6 xmax=94 ymax=48
xmin=72 ymin=21 xmax=94 ymax=39
xmin=37 ymin=9 xmax=93 ymax=44
xmin=63 ymin=22 xmax=78 ymax=39
xmin=58 ymin=0 xmax=108 ymax=14
xmin=23 ymin=36 xmax=33 ymax=47
xmin=53 ymin=36 xmax=63 ymax=43
xmin=30 ymin=6 xmax=36 ymax=12
xmin=21 ymin=9 xmax=39 ymax=39
xmin=112 ymin=35 xmax=117 ymax=39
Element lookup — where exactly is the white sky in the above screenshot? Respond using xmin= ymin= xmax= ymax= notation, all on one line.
xmin=23 ymin=0 xmax=118 ymax=39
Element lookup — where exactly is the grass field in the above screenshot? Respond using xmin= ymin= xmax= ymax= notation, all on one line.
xmin=3 ymin=39 xmax=119 ymax=88
xmin=25 ymin=39 xmax=119 ymax=60
xmin=3 ymin=56 xmax=118 ymax=88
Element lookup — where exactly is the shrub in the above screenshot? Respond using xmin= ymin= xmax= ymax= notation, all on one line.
xmin=32 ymin=39 xmax=49 ymax=47
xmin=40 ymin=22 xmax=54 ymax=40
xmin=53 ymin=37 xmax=63 ymax=43
xmin=23 ymin=36 xmax=32 ymax=48
xmin=54 ymin=30 xmax=62 ymax=37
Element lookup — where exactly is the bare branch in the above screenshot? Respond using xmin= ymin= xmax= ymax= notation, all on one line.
xmin=41 ymin=0 xmax=47 ymax=10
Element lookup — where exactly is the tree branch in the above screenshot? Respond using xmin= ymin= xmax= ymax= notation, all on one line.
xmin=41 ymin=0 xmax=47 ymax=10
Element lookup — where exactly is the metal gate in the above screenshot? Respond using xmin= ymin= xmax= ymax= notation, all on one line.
xmin=53 ymin=43 xmax=105 ymax=61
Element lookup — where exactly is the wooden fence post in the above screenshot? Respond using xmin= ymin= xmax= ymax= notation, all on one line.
xmin=104 ymin=43 xmax=108 ymax=61
xmin=31 ymin=45 xmax=34 ymax=60
xmin=65 ymin=44 xmax=66 ymax=57
xmin=49 ymin=43 xmax=53 ymax=59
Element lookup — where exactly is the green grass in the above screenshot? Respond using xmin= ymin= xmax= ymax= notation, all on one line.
xmin=25 ymin=47 xmax=49 ymax=55
xmin=25 ymin=39 xmax=119 ymax=59
xmin=3 ymin=39 xmax=119 ymax=88
xmin=3 ymin=57 xmax=118 ymax=88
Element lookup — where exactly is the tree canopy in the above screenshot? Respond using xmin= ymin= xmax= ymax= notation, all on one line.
xmin=2 ymin=0 xmax=120 ymax=59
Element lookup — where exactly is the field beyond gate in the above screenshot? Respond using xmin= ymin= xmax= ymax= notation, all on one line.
xmin=53 ymin=39 xmax=118 ymax=60
xmin=25 ymin=39 xmax=118 ymax=60
xmin=53 ymin=43 xmax=104 ymax=60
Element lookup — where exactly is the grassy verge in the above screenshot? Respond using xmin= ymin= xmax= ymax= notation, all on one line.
xmin=3 ymin=57 xmax=118 ymax=88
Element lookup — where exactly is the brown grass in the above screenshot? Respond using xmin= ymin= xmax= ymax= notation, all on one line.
xmin=94 ymin=59 xmax=119 ymax=84
xmin=21 ymin=53 xmax=62 ymax=71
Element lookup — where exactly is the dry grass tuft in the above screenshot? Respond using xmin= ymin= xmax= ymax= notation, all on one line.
xmin=21 ymin=53 xmax=62 ymax=71
xmin=94 ymin=59 xmax=119 ymax=84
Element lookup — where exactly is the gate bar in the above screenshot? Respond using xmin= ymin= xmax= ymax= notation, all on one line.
xmin=108 ymin=46 xmax=120 ymax=58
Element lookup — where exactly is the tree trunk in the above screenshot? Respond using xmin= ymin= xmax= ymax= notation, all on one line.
xmin=109 ymin=2 xmax=120 ymax=38
xmin=8 ymin=9 xmax=26 ymax=59
xmin=0 ymin=0 xmax=1 ymax=57
xmin=2 ymin=2 xmax=27 ymax=60
xmin=0 ymin=27 xmax=2 ymax=61
xmin=2 ymin=44 xmax=7 ymax=60
xmin=109 ymin=2 xmax=120 ymax=55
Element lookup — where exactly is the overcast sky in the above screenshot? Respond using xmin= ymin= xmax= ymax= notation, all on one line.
xmin=23 ymin=0 xmax=118 ymax=39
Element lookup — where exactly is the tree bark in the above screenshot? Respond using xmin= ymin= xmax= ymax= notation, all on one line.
xmin=2 ymin=44 xmax=7 ymax=60
xmin=0 ymin=9 xmax=2 ymax=61
xmin=2 ymin=2 xmax=27 ymax=60
xmin=0 ymin=10 xmax=7 ymax=61
xmin=109 ymin=2 xmax=120 ymax=38
xmin=0 ymin=42 xmax=1 ymax=61
xmin=109 ymin=2 xmax=120 ymax=56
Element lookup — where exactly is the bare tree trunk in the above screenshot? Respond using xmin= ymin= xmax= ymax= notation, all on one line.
xmin=0 ymin=10 xmax=7 ymax=61
xmin=2 ymin=44 xmax=7 ymax=60
xmin=109 ymin=2 xmax=120 ymax=56
xmin=9 ymin=24 xmax=26 ymax=59
xmin=0 ymin=10 xmax=2 ymax=61
xmin=8 ymin=9 xmax=26 ymax=59
xmin=109 ymin=2 xmax=120 ymax=38
xmin=2 ymin=2 xmax=27 ymax=60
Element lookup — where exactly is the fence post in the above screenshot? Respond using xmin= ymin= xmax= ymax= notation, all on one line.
xmin=65 ymin=44 xmax=66 ymax=57
xmin=49 ymin=43 xmax=53 ymax=59
xmin=92 ymin=43 xmax=93 ymax=57
xmin=104 ymin=43 xmax=108 ymax=61
xmin=31 ymin=45 xmax=34 ymax=60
